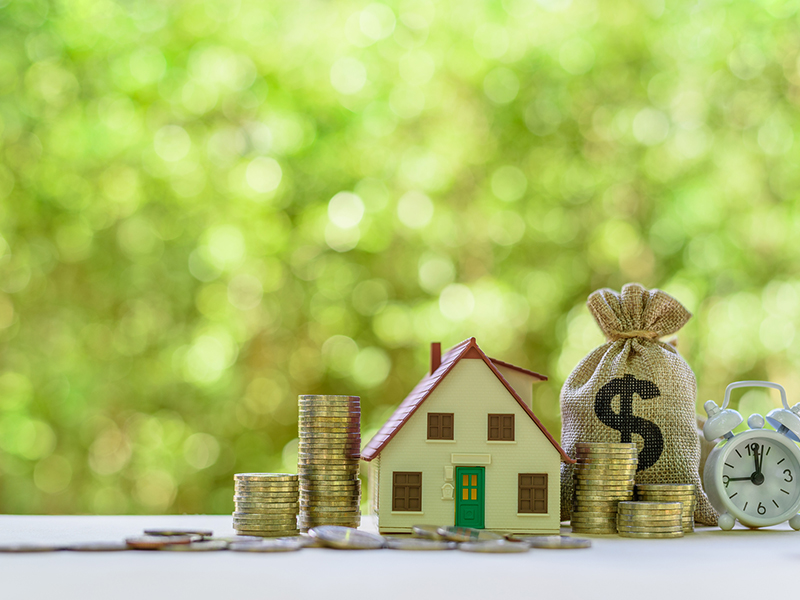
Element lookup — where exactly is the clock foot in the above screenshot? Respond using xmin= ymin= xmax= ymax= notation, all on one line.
xmin=718 ymin=513 xmax=736 ymax=531
xmin=789 ymin=514 xmax=800 ymax=531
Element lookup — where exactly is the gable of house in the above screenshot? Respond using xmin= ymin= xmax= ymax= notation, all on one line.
xmin=361 ymin=337 xmax=572 ymax=463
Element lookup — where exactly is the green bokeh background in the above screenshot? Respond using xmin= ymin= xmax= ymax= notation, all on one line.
xmin=2 ymin=0 xmax=800 ymax=515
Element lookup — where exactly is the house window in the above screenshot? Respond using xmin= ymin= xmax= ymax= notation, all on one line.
xmin=392 ymin=472 xmax=422 ymax=511
xmin=488 ymin=414 xmax=515 ymax=441
xmin=427 ymin=413 xmax=454 ymax=440
xmin=518 ymin=473 xmax=547 ymax=514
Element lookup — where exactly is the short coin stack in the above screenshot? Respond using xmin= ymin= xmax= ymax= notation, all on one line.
xmin=636 ymin=483 xmax=696 ymax=533
xmin=616 ymin=501 xmax=683 ymax=538
xmin=298 ymin=395 xmax=361 ymax=532
xmin=571 ymin=442 xmax=637 ymax=535
xmin=233 ymin=473 xmax=299 ymax=537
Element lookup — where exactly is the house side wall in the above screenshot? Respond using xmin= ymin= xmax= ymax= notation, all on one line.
xmin=375 ymin=359 xmax=560 ymax=534
xmin=492 ymin=364 xmax=535 ymax=409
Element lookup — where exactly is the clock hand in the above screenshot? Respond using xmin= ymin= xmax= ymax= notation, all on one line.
xmin=751 ymin=442 xmax=760 ymax=476
xmin=727 ymin=477 xmax=752 ymax=481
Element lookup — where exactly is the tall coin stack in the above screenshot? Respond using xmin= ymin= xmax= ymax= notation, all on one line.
xmin=571 ymin=442 xmax=637 ymax=535
xmin=297 ymin=395 xmax=361 ymax=532
xmin=616 ymin=500 xmax=683 ymax=538
xmin=636 ymin=483 xmax=696 ymax=533
xmin=233 ymin=473 xmax=299 ymax=537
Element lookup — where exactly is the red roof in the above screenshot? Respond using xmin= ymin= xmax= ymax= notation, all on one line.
xmin=361 ymin=338 xmax=572 ymax=463
xmin=489 ymin=357 xmax=547 ymax=381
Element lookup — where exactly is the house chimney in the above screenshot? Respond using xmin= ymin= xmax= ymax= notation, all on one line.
xmin=430 ymin=342 xmax=441 ymax=373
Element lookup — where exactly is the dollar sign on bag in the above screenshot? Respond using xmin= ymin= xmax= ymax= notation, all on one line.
xmin=594 ymin=374 xmax=664 ymax=471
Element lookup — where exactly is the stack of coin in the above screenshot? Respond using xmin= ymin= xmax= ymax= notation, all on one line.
xmin=571 ymin=442 xmax=637 ymax=535
xmin=297 ymin=395 xmax=361 ymax=532
xmin=616 ymin=501 xmax=683 ymax=538
xmin=635 ymin=483 xmax=696 ymax=533
xmin=233 ymin=473 xmax=299 ymax=537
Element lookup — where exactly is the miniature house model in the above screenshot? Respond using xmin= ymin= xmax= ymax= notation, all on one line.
xmin=362 ymin=338 xmax=572 ymax=535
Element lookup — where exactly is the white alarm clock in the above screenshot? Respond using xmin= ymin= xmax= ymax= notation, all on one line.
xmin=703 ymin=381 xmax=800 ymax=531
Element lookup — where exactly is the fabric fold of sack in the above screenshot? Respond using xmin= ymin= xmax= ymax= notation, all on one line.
xmin=560 ymin=283 xmax=718 ymax=525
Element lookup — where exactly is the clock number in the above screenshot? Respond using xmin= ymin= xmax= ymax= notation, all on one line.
xmin=784 ymin=469 xmax=793 ymax=483
xmin=757 ymin=502 xmax=766 ymax=515
xmin=723 ymin=475 xmax=730 ymax=488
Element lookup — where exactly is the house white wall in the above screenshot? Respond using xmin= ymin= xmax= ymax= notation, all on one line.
xmin=373 ymin=358 xmax=561 ymax=534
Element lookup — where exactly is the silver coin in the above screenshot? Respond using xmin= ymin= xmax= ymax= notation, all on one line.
xmin=160 ymin=540 xmax=229 ymax=552
xmin=437 ymin=527 xmax=504 ymax=542
xmin=126 ymin=535 xmax=194 ymax=549
xmin=459 ymin=540 xmax=529 ymax=553
xmin=209 ymin=536 xmax=264 ymax=543
xmin=308 ymin=526 xmax=384 ymax=549
xmin=0 ymin=543 xmax=62 ymax=553
xmin=513 ymin=536 xmax=592 ymax=549
xmin=228 ymin=539 xmax=303 ymax=552
xmin=143 ymin=528 xmax=213 ymax=538
xmin=386 ymin=537 xmax=457 ymax=551
xmin=63 ymin=541 xmax=130 ymax=552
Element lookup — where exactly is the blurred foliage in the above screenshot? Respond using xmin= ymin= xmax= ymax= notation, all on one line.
xmin=1 ymin=0 xmax=800 ymax=514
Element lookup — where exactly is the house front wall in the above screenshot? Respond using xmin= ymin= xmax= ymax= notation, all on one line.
xmin=373 ymin=358 xmax=561 ymax=534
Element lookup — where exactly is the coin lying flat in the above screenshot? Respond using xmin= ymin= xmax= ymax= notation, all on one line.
xmin=229 ymin=539 xmax=305 ymax=552
xmin=618 ymin=530 xmax=684 ymax=539
xmin=412 ymin=524 xmax=444 ymax=540
xmin=235 ymin=473 xmax=299 ymax=482
xmin=125 ymin=535 xmax=194 ymax=549
xmin=143 ymin=529 xmax=213 ymax=538
xmin=437 ymin=527 xmax=504 ymax=542
xmin=209 ymin=536 xmax=265 ymax=543
xmin=160 ymin=540 xmax=229 ymax=552
xmin=459 ymin=540 xmax=529 ymax=553
xmin=64 ymin=541 xmax=130 ymax=552
xmin=0 ymin=543 xmax=62 ymax=552
xmin=308 ymin=526 xmax=384 ymax=550
xmin=513 ymin=536 xmax=592 ymax=549
xmin=385 ymin=538 xmax=457 ymax=551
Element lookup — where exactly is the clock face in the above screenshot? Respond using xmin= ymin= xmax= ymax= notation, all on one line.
xmin=722 ymin=435 xmax=800 ymax=521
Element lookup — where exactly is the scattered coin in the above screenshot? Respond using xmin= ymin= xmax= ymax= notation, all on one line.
xmin=308 ymin=526 xmax=384 ymax=550
xmin=125 ymin=535 xmax=194 ymax=549
xmin=412 ymin=524 xmax=445 ymax=540
xmin=160 ymin=540 xmax=229 ymax=552
xmin=64 ymin=541 xmax=130 ymax=552
xmin=143 ymin=529 xmax=213 ymax=539
xmin=0 ymin=543 xmax=62 ymax=552
xmin=459 ymin=540 xmax=530 ymax=553
xmin=228 ymin=539 xmax=303 ymax=552
xmin=514 ymin=536 xmax=592 ymax=549
xmin=209 ymin=536 xmax=265 ymax=543
xmin=385 ymin=538 xmax=457 ymax=551
xmin=437 ymin=526 xmax=504 ymax=542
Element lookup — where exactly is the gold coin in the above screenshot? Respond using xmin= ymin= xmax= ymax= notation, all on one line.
xmin=575 ymin=442 xmax=637 ymax=449
xmin=617 ymin=514 xmax=683 ymax=523
xmin=635 ymin=484 xmax=695 ymax=490
xmin=617 ymin=525 xmax=683 ymax=533
xmin=618 ymin=501 xmax=682 ymax=510
xmin=574 ymin=490 xmax=634 ymax=498
xmin=618 ymin=531 xmax=683 ymax=539
xmin=235 ymin=473 xmax=298 ymax=481
xmin=570 ymin=516 xmax=618 ymax=523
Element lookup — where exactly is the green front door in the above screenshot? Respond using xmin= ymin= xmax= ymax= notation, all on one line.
xmin=455 ymin=467 xmax=485 ymax=528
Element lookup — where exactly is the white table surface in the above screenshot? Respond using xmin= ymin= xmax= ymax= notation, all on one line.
xmin=0 ymin=515 xmax=797 ymax=600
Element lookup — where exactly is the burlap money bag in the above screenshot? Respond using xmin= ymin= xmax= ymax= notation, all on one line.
xmin=560 ymin=283 xmax=718 ymax=525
